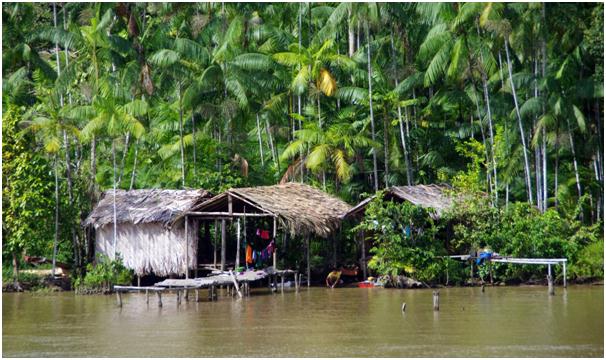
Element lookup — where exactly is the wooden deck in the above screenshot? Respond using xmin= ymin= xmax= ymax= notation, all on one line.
xmin=113 ymin=268 xmax=300 ymax=308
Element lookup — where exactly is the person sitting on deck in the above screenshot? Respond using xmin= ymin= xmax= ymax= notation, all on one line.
xmin=326 ymin=268 xmax=343 ymax=288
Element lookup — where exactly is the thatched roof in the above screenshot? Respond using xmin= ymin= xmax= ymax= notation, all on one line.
xmin=190 ymin=182 xmax=352 ymax=238
xmin=84 ymin=189 xmax=212 ymax=229
xmin=344 ymin=184 xmax=455 ymax=219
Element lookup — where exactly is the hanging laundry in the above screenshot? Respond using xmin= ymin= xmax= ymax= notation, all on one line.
xmin=246 ymin=245 xmax=253 ymax=264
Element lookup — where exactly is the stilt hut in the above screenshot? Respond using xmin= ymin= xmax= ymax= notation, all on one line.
xmin=83 ymin=189 xmax=212 ymax=277
xmin=344 ymin=184 xmax=455 ymax=219
xmin=342 ymin=184 xmax=456 ymax=279
xmin=183 ymin=182 xmax=352 ymax=285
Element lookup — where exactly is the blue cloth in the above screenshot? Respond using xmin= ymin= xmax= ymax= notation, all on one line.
xmin=476 ymin=251 xmax=493 ymax=265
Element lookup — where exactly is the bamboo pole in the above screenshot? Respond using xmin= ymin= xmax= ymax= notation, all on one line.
xmin=433 ymin=291 xmax=439 ymax=311
xmin=185 ymin=216 xmax=189 ymax=279
xmin=221 ymin=219 xmax=226 ymax=271
xmin=235 ymin=218 xmax=241 ymax=271
xmin=273 ymin=217 xmax=277 ymax=269
xmin=306 ymin=236 xmax=311 ymax=287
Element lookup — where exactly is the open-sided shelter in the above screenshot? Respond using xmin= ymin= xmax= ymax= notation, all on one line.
xmin=83 ymin=189 xmax=212 ymax=277
xmin=342 ymin=184 xmax=456 ymax=279
xmin=343 ymin=184 xmax=455 ymax=220
xmin=185 ymin=182 xmax=352 ymax=284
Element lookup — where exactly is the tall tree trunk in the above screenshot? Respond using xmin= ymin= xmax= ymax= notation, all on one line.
xmin=383 ymin=116 xmax=389 ymax=186
xmin=129 ymin=138 xmax=139 ymax=190
xmin=117 ymin=131 xmax=130 ymax=187
xmin=348 ymin=8 xmax=355 ymax=56
xmin=12 ymin=252 xmax=21 ymax=290
xmin=554 ymin=125 xmax=559 ymax=207
xmin=112 ymin=140 xmax=118 ymax=259
xmin=541 ymin=3 xmax=548 ymax=210
xmin=256 ymin=113 xmax=265 ymax=166
xmin=476 ymin=24 xmax=498 ymax=204
xmin=90 ymin=135 xmax=97 ymax=195
xmin=504 ymin=38 xmax=533 ymax=204
xmin=398 ymin=105 xmax=413 ymax=185
xmin=192 ymin=113 xmax=197 ymax=178
xmin=265 ymin=117 xmax=277 ymax=168
xmin=366 ymin=21 xmax=379 ymax=192
xmin=52 ymin=154 xmax=59 ymax=277
xmin=178 ymin=84 xmax=186 ymax=188
xmin=298 ymin=2 xmax=304 ymax=182
xmin=566 ymin=117 xmax=582 ymax=198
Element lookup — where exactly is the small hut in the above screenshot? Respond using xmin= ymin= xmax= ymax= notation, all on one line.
xmin=185 ymin=182 xmax=352 ymax=284
xmin=342 ymin=184 xmax=456 ymax=280
xmin=343 ymin=184 xmax=455 ymax=219
xmin=83 ymin=189 xmax=212 ymax=277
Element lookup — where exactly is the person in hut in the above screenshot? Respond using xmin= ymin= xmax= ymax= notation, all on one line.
xmin=326 ymin=267 xmax=343 ymax=288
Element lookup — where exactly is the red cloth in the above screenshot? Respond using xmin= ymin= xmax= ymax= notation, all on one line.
xmin=246 ymin=245 xmax=253 ymax=264
xmin=260 ymin=230 xmax=270 ymax=240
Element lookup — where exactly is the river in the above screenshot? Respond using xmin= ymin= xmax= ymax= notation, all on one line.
xmin=2 ymin=285 xmax=603 ymax=357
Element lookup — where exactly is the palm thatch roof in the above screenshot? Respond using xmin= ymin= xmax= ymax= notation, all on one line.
xmin=344 ymin=184 xmax=455 ymax=219
xmin=189 ymin=182 xmax=352 ymax=238
xmin=84 ymin=189 xmax=212 ymax=229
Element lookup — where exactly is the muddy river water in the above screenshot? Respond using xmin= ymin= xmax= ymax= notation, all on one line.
xmin=2 ymin=285 xmax=603 ymax=357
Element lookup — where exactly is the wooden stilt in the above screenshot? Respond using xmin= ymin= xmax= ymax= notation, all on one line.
xmin=184 ymin=289 xmax=189 ymax=301
xmin=221 ymin=219 xmax=226 ymax=271
xmin=306 ymin=237 xmax=311 ymax=287
xmin=433 ymin=291 xmax=440 ymax=311
xmin=177 ymin=290 xmax=181 ymax=305
xmin=548 ymin=264 xmax=555 ymax=295
xmin=235 ymin=218 xmax=241 ymax=271
xmin=563 ymin=262 xmax=567 ymax=288
xmin=195 ymin=289 xmax=200 ymax=302
xmin=145 ymin=289 xmax=149 ymax=304
xmin=185 ymin=215 xmax=189 ymax=279
xmin=273 ymin=216 xmax=277 ymax=269
xmin=281 ymin=274 xmax=285 ymax=292
xmin=488 ymin=261 xmax=493 ymax=284
xmin=116 ymin=291 xmax=123 ymax=307
xmin=360 ymin=231 xmax=367 ymax=281
xmin=157 ymin=292 xmax=163 ymax=307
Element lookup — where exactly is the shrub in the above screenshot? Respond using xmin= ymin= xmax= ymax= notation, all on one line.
xmin=73 ymin=255 xmax=133 ymax=293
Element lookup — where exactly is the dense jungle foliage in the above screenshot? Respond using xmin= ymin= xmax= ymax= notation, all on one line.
xmin=2 ymin=3 xmax=603 ymax=284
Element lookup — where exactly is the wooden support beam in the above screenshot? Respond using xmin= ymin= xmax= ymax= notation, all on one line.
xmin=563 ymin=261 xmax=567 ymax=288
xmin=306 ymin=236 xmax=311 ymax=287
xmin=228 ymin=194 xmax=233 ymax=215
xmin=433 ymin=291 xmax=439 ymax=311
xmin=221 ymin=219 xmax=226 ymax=271
xmin=157 ymin=292 xmax=163 ymax=307
xmin=235 ymin=218 xmax=241 ymax=271
xmin=116 ymin=291 xmax=122 ymax=307
xmin=145 ymin=289 xmax=149 ymax=304
xmin=273 ymin=217 xmax=277 ymax=269
xmin=185 ymin=215 xmax=189 ymax=279
xmin=360 ymin=230 xmax=367 ymax=280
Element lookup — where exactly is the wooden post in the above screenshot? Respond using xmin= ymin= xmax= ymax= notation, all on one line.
xmin=221 ymin=219 xmax=226 ymax=271
xmin=195 ymin=289 xmax=200 ymax=302
xmin=214 ymin=220 xmax=218 ymax=268
xmin=306 ymin=236 xmax=311 ymax=287
xmin=273 ymin=217 xmax=277 ymax=269
xmin=235 ymin=218 xmax=241 ymax=271
xmin=488 ymin=260 xmax=493 ymax=285
xmin=137 ymin=276 xmax=141 ymax=287
xmin=360 ymin=231 xmax=367 ymax=281
xmin=145 ymin=289 xmax=149 ymax=304
xmin=563 ymin=261 xmax=567 ymax=288
xmin=548 ymin=264 xmax=554 ymax=295
xmin=177 ymin=290 xmax=181 ymax=305
xmin=228 ymin=194 xmax=233 ymax=215
xmin=185 ymin=215 xmax=189 ymax=279
xmin=433 ymin=291 xmax=439 ymax=311
xmin=281 ymin=274 xmax=285 ymax=292
xmin=295 ymin=273 xmax=299 ymax=292
xmin=116 ymin=291 xmax=122 ymax=307
xmin=184 ymin=289 xmax=189 ymax=302
xmin=157 ymin=291 xmax=163 ymax=307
